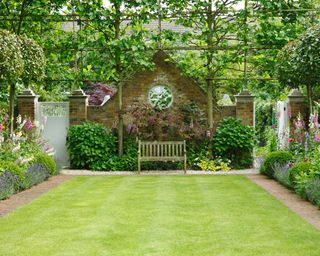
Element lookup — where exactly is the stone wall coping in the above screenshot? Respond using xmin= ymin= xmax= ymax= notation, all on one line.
xmin=235 ymin=90 xmax=254 ymax=103
xmin=287 ymin=89 xmax=306 ymax=103
xmin=17 ymin=88 xmax=39 ymax=99
xmin=69 ymin=88 xmax=88 ymax=97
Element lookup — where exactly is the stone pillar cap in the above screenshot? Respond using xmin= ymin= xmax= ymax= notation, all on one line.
xmin=69 ymin=88 xmax=88 ymax=98
xmin=288 ymin=89 xmax=304 ymax=97
xmin=17 ymin=88 xmax=38 ymax=98
xmin=236 ymin=90 xmax=253 ymax=97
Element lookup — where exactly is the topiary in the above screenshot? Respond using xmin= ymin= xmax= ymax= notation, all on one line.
xmin=32 ymin=153 xmax=57 ymax=175
xmin=288 ymin=162 xmax=313 ymax=186
xmin=260 ymin=151 xmax=293 ymax=177
xmin=66 ymin=122 xmax=117 ymax=169
xmin=212 ymin=117 xmax=255 ymax=169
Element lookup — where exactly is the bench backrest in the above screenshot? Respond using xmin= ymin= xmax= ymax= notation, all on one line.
xmin=139 ymin=140 xmax=186 ymax=158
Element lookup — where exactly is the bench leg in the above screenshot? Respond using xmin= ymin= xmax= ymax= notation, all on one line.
xmin=184 ymin=156 xmax=187 ymax=174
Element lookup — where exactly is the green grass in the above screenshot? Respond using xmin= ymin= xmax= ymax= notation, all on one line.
xmin=0 ymin=176 xmax=319 ymax=256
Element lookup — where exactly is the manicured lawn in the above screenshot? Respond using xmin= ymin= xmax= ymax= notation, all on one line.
xmin=0 ymin=176 xmax=319 ymax=256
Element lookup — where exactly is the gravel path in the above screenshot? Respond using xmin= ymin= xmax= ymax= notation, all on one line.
xmin=0 ymin=175 xmax=71 ymax=217
xmin=247 ymin=174 xmax=320 ymax=230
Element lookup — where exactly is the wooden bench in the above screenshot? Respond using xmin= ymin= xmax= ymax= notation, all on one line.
xmin=138 ymin=140 xmax=187 ymax=174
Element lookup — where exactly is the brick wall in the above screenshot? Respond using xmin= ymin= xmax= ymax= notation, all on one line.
xmin=17 ymin=51 xmax=255 ymax=132
xmin=17 ymin=89 xmax=38 ymax=121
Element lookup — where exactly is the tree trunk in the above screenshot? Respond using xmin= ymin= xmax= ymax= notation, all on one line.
xmin=306 ymin=84 xmax=313 ymax=123
xmin=115 ymin=2 xmax=123 ymax=156
xmin=9 ymin=83 xmax=15 ymax=136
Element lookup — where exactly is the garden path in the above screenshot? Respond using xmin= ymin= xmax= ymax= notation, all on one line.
xmin=0 ymin=175 xmax=71 ymax=217
xmin=248 ymin=174 xmax=320 ymax=230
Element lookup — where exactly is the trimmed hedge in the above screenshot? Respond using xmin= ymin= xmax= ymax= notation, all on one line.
xmin=260 ymin=151 xmax=293 ymax=177
xmin=32 ymin=153 xmax=57 ymax=175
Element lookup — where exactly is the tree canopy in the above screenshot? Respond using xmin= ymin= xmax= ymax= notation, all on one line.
xmin=276 ymin=24 xmax=320 ymax=112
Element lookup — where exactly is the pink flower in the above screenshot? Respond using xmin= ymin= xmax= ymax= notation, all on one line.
xmin=288 ymin=138 xmax=294 ymax=143
xmin=24 ymin=120 xmax=33 ymax=131
xmin=314 ymin=134 xmax=320 ymax=143
xmin=0 ymin=124 xmax=3 ymax=132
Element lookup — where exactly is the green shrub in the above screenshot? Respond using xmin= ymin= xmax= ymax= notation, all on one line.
xmin=32 ymin=153 xmax=57 ymax=175
xmin=0 ymin=161 xmax=25 ymax=191
xmin=212 ymin=117 xmax=255 ymax=169
xmin=288 ymin=162 xmax=313 ymax=186
xmin=260 ymin=151 xmax=293 ymax=177
xmin=66 ymin=122 xmax=117 ymax=169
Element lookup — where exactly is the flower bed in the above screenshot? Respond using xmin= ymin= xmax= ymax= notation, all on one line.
xmin=0 ymin=110 xmax=57 ymax=200
xmin=260 ymin=112 xmax=320 ymax=208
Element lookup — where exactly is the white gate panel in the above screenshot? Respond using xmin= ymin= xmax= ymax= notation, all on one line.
xmin=36 ymin=102 xmax=69 ymax=167
xmin=277 ymin=101 xmax=289 ymax=149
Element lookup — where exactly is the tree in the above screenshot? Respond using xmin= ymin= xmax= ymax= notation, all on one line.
xmin=0 ymin=30 xmax=24 ymax=134
xmin=276 ymin=24 xmax=320 ymax=113
xmin=0 ymin=30 xmax=45 ymax=134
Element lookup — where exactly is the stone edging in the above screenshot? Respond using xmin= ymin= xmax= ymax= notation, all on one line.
xmin=247 ymin=174 xmax=320 ymax=230
xmin=0 ymin=175 xmax=71 ymax=217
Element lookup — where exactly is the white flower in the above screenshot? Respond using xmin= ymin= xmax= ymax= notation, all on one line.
xmin=16 ymin=115 xmax=22 ymax=125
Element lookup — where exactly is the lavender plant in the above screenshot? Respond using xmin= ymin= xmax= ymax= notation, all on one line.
xmin=272 ymin=162 xmax=292 ymax=188
xmin=0 ymin=171 xmax=19 ymax=200
xmin=22 ymin=164 xmax=49 ymax=189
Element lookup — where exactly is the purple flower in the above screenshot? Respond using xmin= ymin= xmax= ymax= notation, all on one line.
xmin=25 ymin=120 xmax=33 ymax=131
xmin=314 ymin=134 xmax=320 ymax=143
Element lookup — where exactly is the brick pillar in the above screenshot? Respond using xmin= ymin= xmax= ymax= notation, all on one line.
xmin=235 ymin=90 xmax=255 ymax=127
xmin=286 ymin=89 xmax=307 ymax=130
xmin=17 ymin=88 xmax=39 ymax=121
xmin=69 ymin=89 xmax=88 ymax=125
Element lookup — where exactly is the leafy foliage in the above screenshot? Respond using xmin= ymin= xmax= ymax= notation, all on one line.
xmin=32 ymin=153 xmax=57 ymax=176
xmin=260 ymin=151 xmax=293 ymax=177
xmin=288 ymin=162 xmax=313 ymax=186
xmin=66 ymin=122 xmax=117 ymax=169
xmin=198 ymin=158 xmax=231 ymax=172
xmin=0 ymin=30 xmax=24 ymax=83
xmin=212 ymin=117 xmax=255 ymax=169
xmin=276 ymin=24 xmax=320 ymax=111
xmin=18 ymin=35 xmax=46 ymax=85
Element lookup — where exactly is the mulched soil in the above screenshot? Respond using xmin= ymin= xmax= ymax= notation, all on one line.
xmin=0 ymin=175 xmax=71 ymax=217
xmin=247 ymin=174 xmax=320 ymax=230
